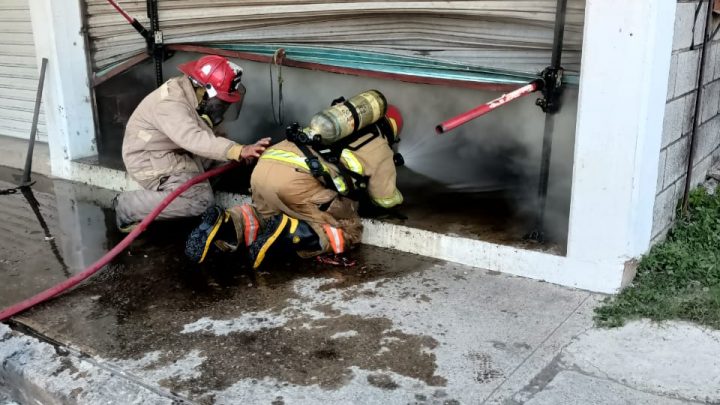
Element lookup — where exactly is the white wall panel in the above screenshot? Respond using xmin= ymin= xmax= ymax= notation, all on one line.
xmin=0 ymin=0 xmax=47 ymax=142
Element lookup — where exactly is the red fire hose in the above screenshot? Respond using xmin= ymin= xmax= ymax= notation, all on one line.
xmin=0 ymin=162 xmax=240 ymax=322
xmin=436 ymin=81 xmax=541 ymax=134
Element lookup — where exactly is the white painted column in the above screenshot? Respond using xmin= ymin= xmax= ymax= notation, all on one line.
xmin=28 ymin=0 xmax=96 ymax=178
xmin=53 ymin=181 xmax=109 ymax=273
xmin=568 ymin=1 xmax=676 ymax=264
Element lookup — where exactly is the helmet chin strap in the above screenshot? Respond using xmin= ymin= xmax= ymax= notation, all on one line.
xmin=191 ymin=78 xmax=229 ymax=128
xmin=200 ymin=114 xmax=214 ymax=129
xmin=194 ymin=86 xmax=206 ymax=104
xmin=193 ymin=87 xmax=215 ymax=128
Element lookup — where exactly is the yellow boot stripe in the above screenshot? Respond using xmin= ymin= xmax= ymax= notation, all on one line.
xmin=288 ymin=217 xmax=299 ymax=234
xmin=253 ymin=214 xmax=289 ymax=269
xmin=199 ymin=211 xmax=229 ymax=264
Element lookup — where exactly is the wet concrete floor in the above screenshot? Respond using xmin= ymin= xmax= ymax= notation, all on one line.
xmin=0 ymin=168 xmax=592 ymax=403
xmin=0 ymin=176 xmax=73 ymax=309
xmin=388 ymin=184 xmax=563 ymax=255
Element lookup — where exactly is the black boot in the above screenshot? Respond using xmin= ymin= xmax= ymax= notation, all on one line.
xmin=248 ymin=214 xmax=321 ymax=269
xmin=288 ymin=220 xmax=322 ymax=252
xmin=185 ymin=205 xmax=230 ymax=263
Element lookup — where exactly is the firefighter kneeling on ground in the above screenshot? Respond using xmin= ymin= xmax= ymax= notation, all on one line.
xmin=184 ymin=90 xmax=404 ymax=268
xmin=114 ymin=55 xmax=270 ymax=232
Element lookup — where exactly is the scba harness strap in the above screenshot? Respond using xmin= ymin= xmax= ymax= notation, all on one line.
xmin=291 ymin=139 xmax=369 ymax=200
xmin=285 ymin=88 xmax=405 ymax=199
xmin=296 ymin=141 xmax=354 ymax=196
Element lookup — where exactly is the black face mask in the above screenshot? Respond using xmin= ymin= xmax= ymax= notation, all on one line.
xmin=198 ymin=97 xmax=231 ymax=128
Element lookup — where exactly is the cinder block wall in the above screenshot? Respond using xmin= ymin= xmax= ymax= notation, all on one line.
xmin=653 ymin=0 xmax=720 ymax=242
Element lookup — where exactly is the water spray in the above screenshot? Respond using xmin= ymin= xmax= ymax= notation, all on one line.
xmin=433 ymin=0 xmax=569 ymax=243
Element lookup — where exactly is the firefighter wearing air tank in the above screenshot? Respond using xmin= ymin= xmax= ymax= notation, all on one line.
xmin=251 ymin=90 xmax=403 ymax=267
xmin=185 ymin=90 xmax=404 ymax=267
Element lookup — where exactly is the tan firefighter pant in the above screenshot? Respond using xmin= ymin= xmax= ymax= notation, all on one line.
xmin=250 ymin=160 xmax=362 ymax=257
xmin=115 ymin=172 xmax=214 ymax=225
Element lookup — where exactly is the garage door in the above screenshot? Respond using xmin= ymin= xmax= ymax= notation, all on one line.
xmin=0 ymin=0 xmax=46 ymax=142
xmin=84 ymin=0 xmax=584 ymax=76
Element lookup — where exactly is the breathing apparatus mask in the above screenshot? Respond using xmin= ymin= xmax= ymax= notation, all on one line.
xmin=193 ymin=79 xmax=246 ymax=128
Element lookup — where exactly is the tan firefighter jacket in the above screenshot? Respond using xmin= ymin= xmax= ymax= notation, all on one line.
xmin=122 ymin=75 xmax=240 ymax=184
xmin=259 ymin=134 xmax=403 ymax=208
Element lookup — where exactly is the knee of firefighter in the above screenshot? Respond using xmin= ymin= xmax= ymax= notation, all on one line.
xmin=338 ymin=219 xmax=363 ymax=245
xmin=113 ymin=192 xmax=132 ymax=221
xmin=326 ymin=197 xmax=359 ymax=220
xmin=184 ymin=184 xmax=215 ymax=216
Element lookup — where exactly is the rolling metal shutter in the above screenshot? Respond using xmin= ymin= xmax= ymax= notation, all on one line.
xmin=85 ymin=0 xmax=584 ymax=76
xmin=0 ymin=0 xmax=46 ymax=142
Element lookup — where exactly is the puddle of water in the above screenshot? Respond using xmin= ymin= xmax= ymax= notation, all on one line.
xmin=0 ymin=167 xmax=119 ymax=308
xmin=19 ymin=187 xmax=71 ymax=278
xmin=18 ymin=215 xmax=445 ymax=399
xmin=1 ymin=166 xmax=447 ymax=399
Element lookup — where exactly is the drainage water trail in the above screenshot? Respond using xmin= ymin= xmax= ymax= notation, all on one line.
xmin=20 ymin=187 xmax=71 ymax=278
xmin=0 ymin=162 xmax=240 ymax=321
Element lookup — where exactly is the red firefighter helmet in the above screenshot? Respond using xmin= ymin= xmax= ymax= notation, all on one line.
xmin=178 ymin=55 xmax=244 ymax=103
xmin=385 ymin=104 xmax=403 ymax=140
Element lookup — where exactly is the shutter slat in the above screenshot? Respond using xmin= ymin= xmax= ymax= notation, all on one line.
xmin=83 ymin=0 xmax=585 ymax=74
xmin=0 ymin=0 xmax=47 ymax=141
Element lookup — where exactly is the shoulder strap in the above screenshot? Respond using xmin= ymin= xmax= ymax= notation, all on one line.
xmin=293 ymin=141 xmax=340 ymax=193
xmin=287 ymin=122 xmax=379 ymax=200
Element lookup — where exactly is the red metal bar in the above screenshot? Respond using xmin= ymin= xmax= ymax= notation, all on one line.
xmin=167 ymin=44 xmax=521 ymax=93
xmin=435 ymin=81 xmax=541 ymax=134
xmin=106 ymin=0 xmax=134 ymax=23
xmin=105 ymin=0 xmax=150 ymax=39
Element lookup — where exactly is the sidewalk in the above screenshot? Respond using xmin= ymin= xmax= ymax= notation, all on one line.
xmin=0 ymin=169 xmax=718 ymax=404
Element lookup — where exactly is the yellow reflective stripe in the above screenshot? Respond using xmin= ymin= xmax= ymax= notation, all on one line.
xmin=340 ymin=149 xmax=364 ymax=175
xmin=261 ymin=149 xmax=348 ymax=194
xmin=333 ymin=177 xmax=348 ymax=194
xmin=388 ymin=117 xmax=398 ymax=137
xmin=372 ymin=189 xmax=404 ymax=208
xmin=260 ymin=149 xmax=310 ymax=170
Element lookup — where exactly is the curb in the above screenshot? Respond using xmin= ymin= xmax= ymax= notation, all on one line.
xmin=0 ymin=323 xmax=189 ymax=405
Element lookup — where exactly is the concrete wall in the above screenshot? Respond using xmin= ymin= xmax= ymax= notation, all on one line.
xmin=0 ymin=135 xmax=51 ymax=178
xmin=28 ymin=0 xmax=96 ymax=177
xmin=654 ymin=0 xmax=720 ymax=242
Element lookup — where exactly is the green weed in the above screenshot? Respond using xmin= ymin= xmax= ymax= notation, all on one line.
xmin=594 ymin=188 xmax=720 ymax=329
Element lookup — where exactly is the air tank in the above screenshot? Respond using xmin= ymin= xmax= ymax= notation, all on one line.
xmin=304 ymin=90 xmax=387 ymax=145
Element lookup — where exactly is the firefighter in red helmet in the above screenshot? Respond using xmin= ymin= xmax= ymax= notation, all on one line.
xmin=114 ymin=55 xmax=271 ymax=232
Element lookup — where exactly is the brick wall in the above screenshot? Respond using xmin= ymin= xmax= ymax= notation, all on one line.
xmin=653 ymin=0 xmax=720 ymax=242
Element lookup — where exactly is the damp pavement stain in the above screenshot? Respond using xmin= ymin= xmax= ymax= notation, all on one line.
xmin=0 ymin=168 xmax=599 ymax=404
xmin=0 ymin=181 xmax=66 ymax=308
